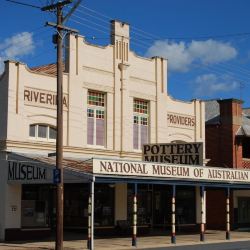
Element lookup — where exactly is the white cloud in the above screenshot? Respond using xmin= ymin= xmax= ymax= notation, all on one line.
xmin=146 ymin=39 xmax=237 ymax=72
xmin=189 ymin=40 xmax=237 ymax=64
xmin=0 ymin=32 xmax=35 ymax=73
xmin=194 ymin=73 xmax=239 ymax=97
xmin=145 ymin=40 xmax=192 ymax=72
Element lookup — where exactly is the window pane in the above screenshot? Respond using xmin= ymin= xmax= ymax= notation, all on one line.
xmin=38 ymin=125 xmax=47 ymax=138
xmin=134 ymin=99 xmax=148 ymax=114
xmin=29 ymin=125 xmax=36 ymax=137
xmin=87 ymin=108 xmax=94 ymax=117
xmin=133 ymin=124 xmax=139 ymax=149
xmin=88 ymin=91 xmax=105 ymax=107
xmin=49 ymin=127 xmax=57 ymax=140
xmin=96 ymin=119 xmax=105 ymax=146
xmin=87 ymin=117 xmax=94 ymax=145
xmin=134 ymin=115 xmax=139 ymax=124
xmin=141 ymin=125 xmax=148 ymax=149
xmin=96 ymin=110 xmax=104 ymax=119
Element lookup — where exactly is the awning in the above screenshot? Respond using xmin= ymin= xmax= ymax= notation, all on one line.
xmin=7 ymin=152 xmax=93 ymax=184
xmin=6 ymin=152 xmax=250 ymax=188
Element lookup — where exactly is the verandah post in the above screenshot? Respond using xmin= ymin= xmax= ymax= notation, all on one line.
xmin=171 ymin=185 xmax=176 ymax=244
xmin=87 ymin=193 xmax=91 ymax=249
xmin=226 ymin=187 xmax=230 ymax=240
xmin=132 ymin=183 xmax=138 ymax=247
xmin=200 ymin=186 xmax=205 ymax=241
xmin=87 ymin=180 xmax=95 ymax=250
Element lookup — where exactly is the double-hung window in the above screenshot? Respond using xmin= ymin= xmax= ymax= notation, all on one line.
xmin=87 ymin=91 xmax=105 ymax=146
xmin=133 ymin=99 xmax=149 ymax=150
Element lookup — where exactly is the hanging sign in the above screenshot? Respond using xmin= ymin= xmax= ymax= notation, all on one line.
xmin=143 ymin=142 xmax=203 ymax=166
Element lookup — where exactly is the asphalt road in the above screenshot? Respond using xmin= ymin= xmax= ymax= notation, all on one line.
xmin=145 ymin=241 xmax=250 ymax=250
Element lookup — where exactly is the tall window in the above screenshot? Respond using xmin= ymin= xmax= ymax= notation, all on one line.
xmin=87 ymin=91 xmax=105 ymax=146
xmin=133 ymin=99 xmax=149 ymax=150
xmin=29 ymin=124 xmax=56 ymax=141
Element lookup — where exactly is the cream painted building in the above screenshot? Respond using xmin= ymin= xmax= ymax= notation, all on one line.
xmin=0 ymin=20 xmax=206 ymax=241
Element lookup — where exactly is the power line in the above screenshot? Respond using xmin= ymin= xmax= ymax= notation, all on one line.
xmin=6 ymin=0 xmax=41 ymax=9
xmin=77 ymin=3 xmax=250 ymax=42
xmin=68 ymin=6 xmax=250 ymax=86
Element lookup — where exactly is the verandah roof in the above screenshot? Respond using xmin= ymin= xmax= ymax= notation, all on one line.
xmin=6 ymin=152 xmax=250 ymax=189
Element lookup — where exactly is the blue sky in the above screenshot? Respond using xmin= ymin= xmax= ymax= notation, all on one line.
xmin=1 ymin=0 xmax=250 ymax=107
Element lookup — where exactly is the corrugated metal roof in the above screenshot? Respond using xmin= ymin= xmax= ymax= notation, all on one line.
xmin=243 ymin=108 xmax=250 ymax=117
xmin=9 ymin=152 xmax=93 ymax=174
xmin=30 ymin=63 xmax=65 ymax=76
xmin=205 ymin=100 xmax=220 ymax=124
xmin=236 ymin=125 xmax=250 ymax=137
xmin=30 ymin=155 xmax=93 ymax=173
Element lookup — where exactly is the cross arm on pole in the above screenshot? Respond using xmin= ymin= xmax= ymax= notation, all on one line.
xmin=46 ymin=21 xmax=78 ymax=33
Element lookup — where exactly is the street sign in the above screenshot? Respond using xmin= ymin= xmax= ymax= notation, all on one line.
xmin=53 ymin=168 xmax=61 ymax=184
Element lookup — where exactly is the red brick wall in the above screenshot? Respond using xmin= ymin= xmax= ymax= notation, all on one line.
xmin=206 ymin=125 xmax=222 ymax=167
xmin=206 ymin=99 xmax=243 ymax=229
xmin=206 ymin=99 xmax=243 ymax=169
xmin=206 ymin=189 xmax=234 ymax=230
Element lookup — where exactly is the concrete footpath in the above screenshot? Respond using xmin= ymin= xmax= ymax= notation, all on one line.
xmin=0 ymin=230 xmax=250 ymax=250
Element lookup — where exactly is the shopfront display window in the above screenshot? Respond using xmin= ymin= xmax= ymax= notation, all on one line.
xmin=21 ymin=185 xmax=51 ymax=228
xmin=238 ymin=197 xmax=250 ymax=224
xmin=176 ymin=187 xmax=196 ymax=224
xmin=152 ymin=185 xmax=196 ymax=227
xmin=64 ymin=184 xmax=114 ymax=228
xmin=127 ymin=184 xmax=152 ymax=226
xmin=94 ymin=184 xmax=114 ymax=226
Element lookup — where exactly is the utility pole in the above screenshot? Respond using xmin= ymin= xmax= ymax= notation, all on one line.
xmin=6 ymin=1 xmax=81 ymax=249
xmin=41 ymin=1 xmax=79 ymax=249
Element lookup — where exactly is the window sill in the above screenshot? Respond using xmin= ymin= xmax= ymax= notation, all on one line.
xmin=133 ymin=149 xmax=142 ymax=153
xmin=87 ymin=144 xmax=106 ymax=150
xmin=28 ymin=137 xmax=56 ymax=144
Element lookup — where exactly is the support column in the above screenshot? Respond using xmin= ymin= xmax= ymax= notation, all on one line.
xmin=87 ymin=195 xmax=91 ymax=249
xmin=91 ymin=181 xmax=94 ymax=250
xmin=226 ymin=187 xmax=230 ymax=240
xmin=87 ymin=181 xmax=95 ymax=250
xmin=171 ymin=185 xmax=176 ymax=244
xmin=200 ymin=186 xmax=205 ymax=242
xmin=132 ymin=183 xmax=137 ymax=247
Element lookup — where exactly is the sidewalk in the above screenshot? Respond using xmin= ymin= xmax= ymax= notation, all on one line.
xmin=0 ymin=230 xmax=250 ymax=250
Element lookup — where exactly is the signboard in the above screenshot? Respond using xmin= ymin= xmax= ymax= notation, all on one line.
xmin=7 ymin=159 xmax=88 ymax=184
xmin=24 ymin=87 xmax=68 ymax=110
xmin=93 ymin=159 xmax=250 ymax=184
xmin=143 ymin=142 xmax=203 ymax=166
xmin=8 ymin=162 xmax=47 ymax=181
xmin=167 ymin=112 xmax=195 ymax=129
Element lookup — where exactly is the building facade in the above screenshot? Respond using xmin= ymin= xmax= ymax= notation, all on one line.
xmin=205 ymin=99 xmax=250 ymax=229
xmin=0 ymin=20 xmax=206 ymax=240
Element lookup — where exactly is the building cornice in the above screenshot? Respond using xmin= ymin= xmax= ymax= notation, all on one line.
xmin=4 ymin=140 xmax=142 ymax=160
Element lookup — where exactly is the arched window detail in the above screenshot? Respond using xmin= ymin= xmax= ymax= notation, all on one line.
xmin=29 ymin=124 xmax=56 ymax=141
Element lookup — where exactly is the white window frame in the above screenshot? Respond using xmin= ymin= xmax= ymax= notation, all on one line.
xmin=87 ymin=91 xmax=106 ymax=148
xmin=29 ymin=124 xmax=56 ymax=142
xmin=133 ymin=99 xmax=149 ymax=151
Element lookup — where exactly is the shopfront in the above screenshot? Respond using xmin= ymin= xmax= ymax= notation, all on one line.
xmin=5 ymin=153 xmax=250 ymax=241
